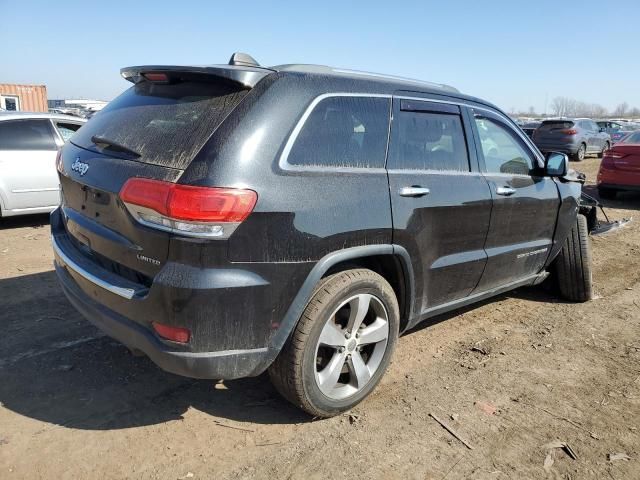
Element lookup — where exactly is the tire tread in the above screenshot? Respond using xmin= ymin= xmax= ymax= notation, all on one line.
xmin=269 ymin=269 xmax=398 ymax=417
xmin=555 ymin=214 xmax=592 ymax=302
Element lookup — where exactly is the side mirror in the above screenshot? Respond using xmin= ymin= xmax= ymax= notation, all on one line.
xmin=599 ymin=127 xmax=606 ymax=133
xmin=545 ymin=152 xmax=568 ymax=177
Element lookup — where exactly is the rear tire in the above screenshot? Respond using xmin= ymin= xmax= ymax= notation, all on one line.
xmin=269 ymin=269 xmax=399 ymax=417
xmin=572 ymin=143 xmax=586 ymax=162
xmin=554 ymin=214 xmax=592 ymax=302
xmin=598 ymin=187 xmax=617 ymax=200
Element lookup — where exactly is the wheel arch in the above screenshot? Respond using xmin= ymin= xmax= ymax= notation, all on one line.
xmin=261 ymin=245 xmax=415 ymax=372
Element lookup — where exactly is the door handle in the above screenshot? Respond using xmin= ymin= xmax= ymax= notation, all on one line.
xmin=399 ymin=186 xmax=430 ymax=197
xmin=495 ymin=186 xmax=516 ymax=196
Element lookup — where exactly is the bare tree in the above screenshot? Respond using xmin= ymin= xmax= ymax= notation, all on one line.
xmin=629 ymin=107 xmax=640 ymax=118
xmin=613 ymin=102 xmax=629 ymax=117
xmin=591 ymin=104 xmax=608 ymax=118
xmin=551 ymin=97 xmax=572 ymax=117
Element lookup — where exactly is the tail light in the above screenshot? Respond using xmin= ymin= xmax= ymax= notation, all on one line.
xmin=601 ymin=150 xmax=626 ymax=169
xmin=142 ymin=72 xmax=170 ymax=83
xmin=120 ymin=178 xmax=257 ymax=238
xmin=559 ymin=129 xmax=578 ymax=135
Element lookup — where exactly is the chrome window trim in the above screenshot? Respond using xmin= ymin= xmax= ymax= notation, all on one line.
xmin=278 ymin=93 xmax=392 ymax=173
xmin=278 ymin=92 xmax=543 ymax=173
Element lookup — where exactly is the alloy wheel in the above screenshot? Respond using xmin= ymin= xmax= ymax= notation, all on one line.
xmin=314 ymin=293 xmax=389 ymax=400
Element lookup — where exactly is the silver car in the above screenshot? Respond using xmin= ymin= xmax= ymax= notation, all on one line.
xmin=0 ymin=113 xmax=85 ymax=217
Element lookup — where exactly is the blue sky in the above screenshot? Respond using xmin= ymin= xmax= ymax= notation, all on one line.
xmin=2 ymin=0 xmax=638 ymax=113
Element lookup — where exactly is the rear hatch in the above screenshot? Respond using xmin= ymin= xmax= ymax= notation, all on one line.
xmin=534 ymin=120 xmax=576 ymax=144
xmin=58 ymin=72 xmax=252 ymax=280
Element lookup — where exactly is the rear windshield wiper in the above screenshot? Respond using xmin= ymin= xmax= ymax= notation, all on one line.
xmin=90 ymin=135 xmax=141 ymax=159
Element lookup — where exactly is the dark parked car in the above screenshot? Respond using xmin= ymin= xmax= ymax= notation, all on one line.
xmin=533 ymin=118 xmax=611 ymax=161
xmin=51 ymin=53 xmax=592 ymax=417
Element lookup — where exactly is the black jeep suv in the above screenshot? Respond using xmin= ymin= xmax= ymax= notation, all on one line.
xmin=52 ymin=53 xmax=592 ymax=417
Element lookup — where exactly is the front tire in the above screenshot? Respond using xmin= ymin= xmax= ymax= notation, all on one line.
xmin=269 ymin=269 xmax=400 ymax=417
xmin=554 ymin=214 xmax=593 ymax=302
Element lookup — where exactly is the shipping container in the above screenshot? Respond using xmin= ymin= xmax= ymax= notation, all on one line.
xmin=0 ymin=83 xmax=48 ymax=112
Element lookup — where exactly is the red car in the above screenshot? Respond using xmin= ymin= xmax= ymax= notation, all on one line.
xmin=597 ymin=130 xmax=640 ymax=199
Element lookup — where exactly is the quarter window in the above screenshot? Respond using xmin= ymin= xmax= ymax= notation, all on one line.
xmin=287 ymin=96 xmax=390 ymax=168
xmin=55 ymin=122 xmax=83 ymax=142
xmin=0 ymin=119 xmax=57 ymax=151
xmin=388 ymin=111 xmax=469 ymax=171
xmin=474 ymin=115 xmax=535 ymax=175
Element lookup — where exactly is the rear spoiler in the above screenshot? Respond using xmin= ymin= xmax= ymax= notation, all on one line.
xmin=120 ymin=64 xmax=274 ymax=89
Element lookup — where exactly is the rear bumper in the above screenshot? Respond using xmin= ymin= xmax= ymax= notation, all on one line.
xmin=56 ymin=262 xmax=269 ymax=379
xmin=534 ymin=143 xmax=578 ymax=155
xmin=50 ymin=206 xmax=297 ymax=379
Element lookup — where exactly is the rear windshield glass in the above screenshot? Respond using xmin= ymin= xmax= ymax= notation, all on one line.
xmin=70 ymin=80 xmax=247 ymax=169
xmin=539 ymin=121 xmax=574 ymax=130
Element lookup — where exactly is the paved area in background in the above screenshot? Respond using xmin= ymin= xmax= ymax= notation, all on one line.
xmin=0 ymin=156 xmax=639 ymax=479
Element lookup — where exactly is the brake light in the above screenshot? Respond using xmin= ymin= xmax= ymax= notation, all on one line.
xmin=120 ymin=178 xmax=257 ymax=238
xmin=559 ymin=129 xmax=578 ymax=135
xmin=152 ymin=322 xmax=190 ymax=343
xmin=142 ymin=72 xmax=169 ymax=83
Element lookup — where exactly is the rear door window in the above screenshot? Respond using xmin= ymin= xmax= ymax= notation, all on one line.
xmin=0 ymin=119 xmax=58 ymax=150
xmin=387 ymin=102 xmax=470 ymax=172
xmin=70 ymin=80 xmax=248 ymax=169
xmin=286 ymin=96 xmax=390 ymax=168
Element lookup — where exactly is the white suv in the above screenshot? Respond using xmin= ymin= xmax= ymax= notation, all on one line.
xmin=0 ymin=113 xmax=85 ymax=217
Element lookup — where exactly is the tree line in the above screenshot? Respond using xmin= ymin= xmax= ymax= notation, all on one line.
xmin=513 ymin=97 xmax=640 ymax=118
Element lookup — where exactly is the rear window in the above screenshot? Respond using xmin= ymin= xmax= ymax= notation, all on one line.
xmin=539 ymin=121 xmax=574 ymax=130
xmin=70 ymin=80 xmax=247 ymax=169
xmin=388 ymin=111 xmax=469 ymax=172
xmin=622 ymin=131 xmax=640 ymax=143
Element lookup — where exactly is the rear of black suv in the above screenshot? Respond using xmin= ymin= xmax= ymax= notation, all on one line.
xmin=52 ymin=62 xmax=395 ymax=385
xmin=52 ymin=65 xmax=280 ymax=379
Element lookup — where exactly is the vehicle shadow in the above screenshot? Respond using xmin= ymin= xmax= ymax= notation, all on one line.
xmin=583 ymin=184 xmax=640 ymax=212
xmin=0 ymin=213 xmax=51 ymax=230
xmin=0 ymin=270 xmax=571 ymax=431
xmin=0 ymin=271 xmax=308 ymax=431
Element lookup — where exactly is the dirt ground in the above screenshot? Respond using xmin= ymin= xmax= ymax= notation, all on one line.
xmin=1 ymin=156 xmax=639 ymax=479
